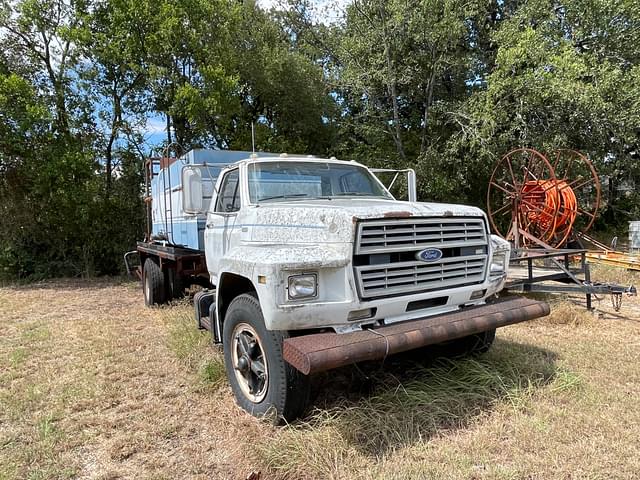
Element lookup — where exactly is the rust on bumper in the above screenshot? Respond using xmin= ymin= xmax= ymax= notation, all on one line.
xmin=283 ymin=296 xmax=549 ymax=375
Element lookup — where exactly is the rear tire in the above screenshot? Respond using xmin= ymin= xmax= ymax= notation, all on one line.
xmin=166 ymin=268 xmax=185 ymax=300
xmin=143 ymin=258 xmax=166 ymax=306
xmin=223 ymin=293 xmax=310 ymax=424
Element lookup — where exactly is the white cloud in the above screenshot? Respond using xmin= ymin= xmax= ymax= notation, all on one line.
xmin=145 ymin=116 xmax=166 ymax=134
xmin=256 ymin=0 xmax=351 ymax=25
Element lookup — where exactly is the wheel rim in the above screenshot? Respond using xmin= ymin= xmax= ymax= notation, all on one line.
xmin=231 ymin=323 xmax=268 ymax=403
xmin=144 ymin=273 xmax=151 ymax=303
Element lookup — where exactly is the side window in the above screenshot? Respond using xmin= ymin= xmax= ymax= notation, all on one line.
xmin=215 ymin=170 xmax=240 ymax=213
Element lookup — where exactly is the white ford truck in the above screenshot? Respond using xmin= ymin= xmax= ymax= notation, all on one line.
xmin=129 ymin=150 xmax=549 ymax=423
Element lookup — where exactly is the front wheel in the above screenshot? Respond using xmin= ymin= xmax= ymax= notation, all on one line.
xmin=223 ymin=294 xmax=310 ymax=424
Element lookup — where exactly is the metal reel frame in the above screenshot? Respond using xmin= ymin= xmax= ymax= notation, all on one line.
xmin=487 ymin=147 xmax=601 ymax=249
xmin=487 ymin=148 xmax=560 ymax=248
xmin=551 ymin=148 xmax=601 ymax=242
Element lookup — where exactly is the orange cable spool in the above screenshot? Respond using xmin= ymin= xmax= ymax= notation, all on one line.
xmin=519 ymin=179 xmax=578 ymax=246
xmin=487 ymin=148 xmax=601 ymax=248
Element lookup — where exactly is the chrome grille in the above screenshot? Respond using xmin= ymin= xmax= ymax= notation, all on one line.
xmin=354 ymin=217 xmax=488 ymax=299
xmin=356 ymin=218 xmax=487 ymax=254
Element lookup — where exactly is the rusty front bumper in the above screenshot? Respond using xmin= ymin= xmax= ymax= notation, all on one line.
xmin=283 ymin=296 xmax=549 ymax=375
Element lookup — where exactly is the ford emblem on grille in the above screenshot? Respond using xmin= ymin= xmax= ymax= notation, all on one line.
xmin=416 ymin=248 xmax=443 ymax=262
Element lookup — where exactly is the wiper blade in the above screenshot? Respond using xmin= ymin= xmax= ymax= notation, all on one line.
xmin=335 ymin=192 xmax=376 ymax=196
xmin=258 ymin=194 xmax=311 ymax=201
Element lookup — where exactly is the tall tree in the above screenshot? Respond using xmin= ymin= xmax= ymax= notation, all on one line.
xmin=83 ymin=0 xmax=150 ymax=196
xmin=0 ymin=0 xmax=89 ymax=137
xmin=323 ymin=0 xmax=492 ymax=167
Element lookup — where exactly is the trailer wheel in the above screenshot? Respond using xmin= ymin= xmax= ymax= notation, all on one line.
xmin=223 ymin=293 xmax=310 ymax=424
xmin=143 ymin=259 xmax=166 ymax=306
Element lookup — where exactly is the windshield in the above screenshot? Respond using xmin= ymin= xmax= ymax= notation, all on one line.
xmin=248 ymin=161 xmax=392 ymax=203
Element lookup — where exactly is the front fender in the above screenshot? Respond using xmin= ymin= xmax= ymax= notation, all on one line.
xmin=218 ymin=243 xmax=353 ymax=330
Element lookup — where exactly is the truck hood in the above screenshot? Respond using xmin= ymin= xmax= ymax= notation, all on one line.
xmin=247 ymin=198 xmax=487 ymax=244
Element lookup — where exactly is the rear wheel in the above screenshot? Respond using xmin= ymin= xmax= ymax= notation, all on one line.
xmin=223 ymin=293 xmax=310 ymax=424
xmin=143 ymin=258 xmax=166 ymax=306
xmin=166 ymin=268 xmax=185 ymax=301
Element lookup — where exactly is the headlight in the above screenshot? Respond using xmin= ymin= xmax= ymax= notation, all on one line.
xmin=490 ymin=251 xmax=508 ymax=276
xmin=490 ymin=234 xmax=510 ymax=277
xmin=287 ymin=273 xmax=318 ymax=300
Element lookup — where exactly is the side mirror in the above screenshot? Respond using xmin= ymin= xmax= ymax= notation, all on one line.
xmin=182 ymin=166 xmax=204 ymax=214
xmin=407 ymin=169 xmax=417 ymax=202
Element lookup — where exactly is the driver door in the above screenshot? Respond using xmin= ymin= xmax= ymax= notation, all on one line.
xmin=205 ymin=168 xmax=241 ymax=284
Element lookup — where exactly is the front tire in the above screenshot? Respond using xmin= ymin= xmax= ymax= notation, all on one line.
xmin=437 ymin=328 xmax=496 ymax=358
xmin=143 ymin=259 xmax=166 ymax=306
xmin=223 ymin=294 xmax=310 ymax=424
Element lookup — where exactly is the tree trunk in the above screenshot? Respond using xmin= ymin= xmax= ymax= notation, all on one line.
xmin=420 ymin=68 xmax=436 ymax=154
xmin=105 ymin=132 xmax=115 ymax=197
xmin=386 ymin=51 xmax=406 ymax=161
xmin=105 ymin=80 xmax=123 ymax=198
xmin=41 ymin=31 xmax=69 ymax=137
xmin=379 ymin=2 xmax=405 ymax=162
xmin=166 ymin=113 xmax=172 ymax=146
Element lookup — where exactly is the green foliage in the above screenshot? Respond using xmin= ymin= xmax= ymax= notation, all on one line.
xmin=326 ymin=0 xmax=493 ymax=165
xmin=443 ymin=0 xmax=640 ymax=211
xmin=0 ymin=0 xmax=639 ymax=279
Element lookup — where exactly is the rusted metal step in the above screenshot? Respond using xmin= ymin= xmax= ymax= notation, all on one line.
xmin=283 ymin=296 xmax=549 ymax=375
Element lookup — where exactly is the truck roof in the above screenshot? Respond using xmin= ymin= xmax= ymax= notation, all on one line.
xmin=227 ymin=155 xmax=368 ymax=169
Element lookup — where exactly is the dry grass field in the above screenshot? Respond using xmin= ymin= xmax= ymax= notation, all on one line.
xmin=1 ymin=270 xmax=639 ymax=479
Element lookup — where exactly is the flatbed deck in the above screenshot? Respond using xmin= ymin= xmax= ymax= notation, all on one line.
xmin=125 ymin=241 xmax=208 ymax=282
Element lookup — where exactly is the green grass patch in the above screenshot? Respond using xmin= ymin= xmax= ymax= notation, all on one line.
xmin=198 ymin=359 xmax=226 ymax=387
xmin=165 ymin=308 xmax=226 ymax=390
xmin=257 ymin=341 xmax=582 ymax=479
xmin=166 ymin=311 xmax=209 ymax=369
xmin=8 ymin=348 xmax=28 ymax=367
xmin=3 ymin=413 xmax=77 ymax=480
xmin=20 ymin=323 xmax=51 ymax=343
xmin=36 ymin=414 xmax=62 ymax=445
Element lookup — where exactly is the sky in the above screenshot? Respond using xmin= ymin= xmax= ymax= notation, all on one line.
xmin=256 ymin=0 xmax=351 ymax=24
xmin=143 ymin=117 xmax=168 ymax=153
